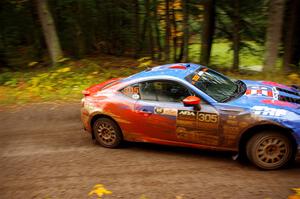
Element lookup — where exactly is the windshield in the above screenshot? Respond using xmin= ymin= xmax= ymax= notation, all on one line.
xmin=185 ymin=68 xmax=238 ymax=102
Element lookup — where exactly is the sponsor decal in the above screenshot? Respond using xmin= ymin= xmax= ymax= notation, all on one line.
xmin=154 ymin=107 xmax=177 ymax=116
xmin=177 ymin=110 xmax=219 ymax=123
xmin=245 ymin=86 xmax=278 ymax=99
xmin=176 ymin=110 xmax=220 ymax=144
xmin=192 ymin=74 xmax=200 ymax=81
xmin=155 ymin=107 xmax=164 ymax=114
xmin=262 ymin=81 xmax=291 ymax=90
xmin=251 ymin=106 xmax=287 ymax=117
xmin=239 ymin=121 xmax=248 ymax=128
xmin=261 ymin=99 xmax=298 ymax=108
xmin=192 ymin=68 xmax=208 ymax=82
xmin=177 ymin=110 xmax=197 ymax=120
xmin=226 ymin=119 xmax=238 ymax=126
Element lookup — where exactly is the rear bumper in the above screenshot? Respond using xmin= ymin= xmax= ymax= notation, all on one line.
xmin=81 ymin=108 xmax=92 ymax=133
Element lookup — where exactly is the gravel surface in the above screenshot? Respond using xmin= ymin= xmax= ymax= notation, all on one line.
xmin=0 ymin=103 xmax=299 ymax=199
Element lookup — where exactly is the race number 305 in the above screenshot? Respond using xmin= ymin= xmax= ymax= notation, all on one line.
xmin=197 ymin=112 xmax=218 ymax=123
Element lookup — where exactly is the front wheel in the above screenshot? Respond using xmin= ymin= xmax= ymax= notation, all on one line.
xmin=92 ymin=118 xmax=122 ymax=148
xmin=246 ymin=131 xmax=294 ymax=170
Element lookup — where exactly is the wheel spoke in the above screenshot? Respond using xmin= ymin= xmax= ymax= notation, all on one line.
xmin=95 ymin=122 xmax=117 ymax=145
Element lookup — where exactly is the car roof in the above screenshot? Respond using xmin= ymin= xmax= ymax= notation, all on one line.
xmin=122 ymin=63 xmax=203 ymax=82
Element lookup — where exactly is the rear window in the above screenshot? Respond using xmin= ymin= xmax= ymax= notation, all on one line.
xmin=102 ymin=79 xmax=122 ymax=90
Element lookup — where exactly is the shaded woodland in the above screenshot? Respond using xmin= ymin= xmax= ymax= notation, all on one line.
xmin=0 ymin=0 xmax=300 ymax=72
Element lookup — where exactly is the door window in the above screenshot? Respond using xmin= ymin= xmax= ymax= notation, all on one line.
xmin=139 ymin=80 xmax=192 ymax=102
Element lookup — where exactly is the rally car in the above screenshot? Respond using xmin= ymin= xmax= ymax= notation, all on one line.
xmin=81 ymin=63 xmax=300 ymax=170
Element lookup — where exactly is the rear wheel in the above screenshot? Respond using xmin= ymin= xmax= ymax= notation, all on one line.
xmin=246 ymin=131 xmax=294 ymax=170
xmin=92 ymin=118 xmax=122 ymax=148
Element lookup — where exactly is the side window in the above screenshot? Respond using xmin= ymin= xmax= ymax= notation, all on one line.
xmin=120 ymin=83 xmax=140 ymax=100
xmin=139 ymin=81 xmax=193 ymax=102
xmin=139 ymin=81 xmax=157 ymax=101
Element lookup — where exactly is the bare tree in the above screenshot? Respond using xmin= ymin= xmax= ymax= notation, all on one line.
xmin=263 ymin=0 xmax=285 ymax=72
xmin=232 ymin=0 xmax=241 ymax=70
xmin=182 ymin=0 xmax=189 ymax=62
xmin=200 ymin=0 xmax=215 ymax=66
xmin=36 ymin=0 xmax=63 ymax=65
xmin=134 ymin=0 xmax=141 ymax=58
xmin=153 ymin=0 xmax=162 ymax=60
xmin=165 ymin=0 xmax=171 ymax=62
xmin=282 ymin=0 xmax=300 ymax=71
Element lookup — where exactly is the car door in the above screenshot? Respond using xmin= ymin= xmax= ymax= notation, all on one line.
xmin=176 ymin=102 xmax=221 ymax=146
xmin=134 ymin=80 xmax=195 ymax=141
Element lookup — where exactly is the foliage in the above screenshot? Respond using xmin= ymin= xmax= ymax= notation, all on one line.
xmin=0 ymin=56 xmax=299 ymax=106
xmin=0 ymin=57 xmax=142 ymax=105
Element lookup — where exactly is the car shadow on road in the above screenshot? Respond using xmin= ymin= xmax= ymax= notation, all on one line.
xmin=120 ymin=141 xmax=300 ymax=171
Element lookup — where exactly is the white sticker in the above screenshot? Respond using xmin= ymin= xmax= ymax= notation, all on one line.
xmin=197 ymin=71 xmax=204 ymax=76
xmin=132 ymin=94 xmax=140 ymax=100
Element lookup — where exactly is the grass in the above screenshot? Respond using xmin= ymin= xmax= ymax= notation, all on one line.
xmin=190 ymin=40 xmax=265 ymax=70
xmin=0 ymin=56 xmax=143 ymax=105
xmin=0 ymin=43 xmax=299 ymax=106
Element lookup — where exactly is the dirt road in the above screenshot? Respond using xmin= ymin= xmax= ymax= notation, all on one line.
xmin=0 ymin=103 xmax=299 ymax=199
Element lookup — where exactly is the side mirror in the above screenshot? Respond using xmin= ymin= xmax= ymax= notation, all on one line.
xmin=183 ymin=96 xmax=201 ymax=110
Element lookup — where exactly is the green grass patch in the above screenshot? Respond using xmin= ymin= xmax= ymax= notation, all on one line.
xmin=189 ymin=41 xmax=264 ymax=69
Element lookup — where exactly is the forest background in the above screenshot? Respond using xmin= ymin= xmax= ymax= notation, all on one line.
xmin=0 ymin=0 xmax=299 ymax=105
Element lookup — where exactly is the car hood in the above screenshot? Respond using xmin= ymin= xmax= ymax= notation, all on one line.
xmin=227 ymin=80 xmax=300 ymax=113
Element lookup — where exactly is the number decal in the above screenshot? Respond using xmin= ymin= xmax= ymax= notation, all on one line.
xmin=123 ymin=86 xmax=139 ymax=95
xmin=197 ymin=112 xmax=218 ymax=123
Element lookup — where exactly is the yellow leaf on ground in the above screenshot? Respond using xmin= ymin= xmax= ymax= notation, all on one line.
xmin=88 ymin=184 xmax=112 ymax=198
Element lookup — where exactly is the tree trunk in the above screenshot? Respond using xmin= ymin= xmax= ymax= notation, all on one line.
xmin=182 ymin=0 xmax=189 ymax=62
xmin=139 ymin=6 xmax=148 ymax=55
xmin=232 ymin=0 xmax=240 ymax=71
xmin=36 ymin=0 xmax=63 ymax=65
xmin=165 ymin=0 xmax=171 ymax=62
xmin=153 ymin=0 xmax=162 ymax=60
xmin=134 ymin=0 xmax=140 ymax=58
xmin=200 ymin=0 xmax=215 ymax=66
xmin=74 ymin=1 xmax=85 ymax=59
xmin=292 ymin=13 xmax=300 ymax=68
xmin=263 ymin=0 xmax=285 ymax=72
xmin=282 ymin=0 xmax=300 ymax=71
xmin=146 ymin=0 xmax=155 ymax=59
xmin=171 ymin=0 xmax=178 ymax=62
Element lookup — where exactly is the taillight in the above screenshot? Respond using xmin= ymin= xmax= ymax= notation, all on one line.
xmin=81 ymin=98 xmax=85 ymax=107
xmin=82 ymin=90 xmax=90 ymax=96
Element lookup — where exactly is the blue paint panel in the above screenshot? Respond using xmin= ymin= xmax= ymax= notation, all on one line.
xmin=121 ymin=63 xmax=300 ymax=147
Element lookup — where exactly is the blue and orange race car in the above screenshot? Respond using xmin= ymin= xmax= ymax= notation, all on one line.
xmin=81 ymin=63 xmax=300 ymax=170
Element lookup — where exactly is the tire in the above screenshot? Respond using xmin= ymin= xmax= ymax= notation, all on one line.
xmin=92 ymin=118 xmax=122 ymax=148
xmin=246 ymin=131 xmax=294 ymax=170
